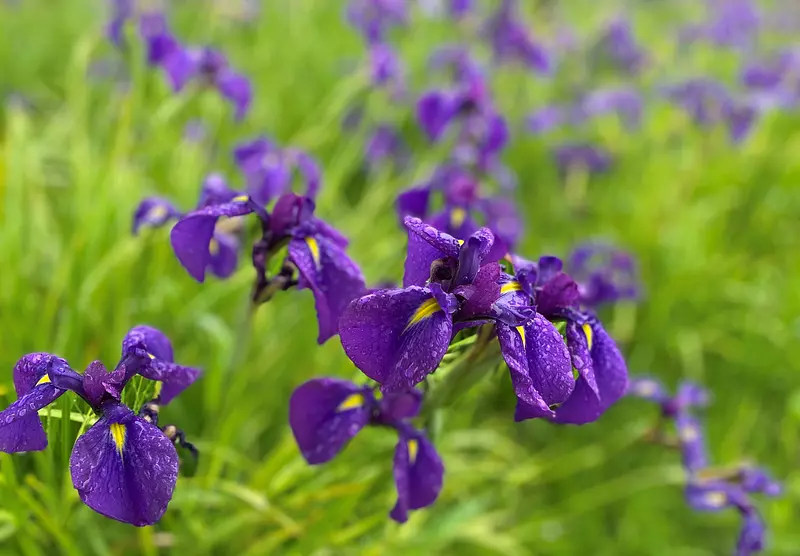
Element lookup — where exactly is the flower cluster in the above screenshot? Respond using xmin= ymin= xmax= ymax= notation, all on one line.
xmin=628 ymin=377 xmax=781 ymax=556
xmin=0 ymin=327 xmax=200 ymax=526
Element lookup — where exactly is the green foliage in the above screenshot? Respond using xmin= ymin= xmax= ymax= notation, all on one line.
xmin=0 ymin=1 xmax=798 ymax=554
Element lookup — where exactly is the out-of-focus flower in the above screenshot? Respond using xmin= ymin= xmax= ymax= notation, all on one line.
xmin=567 ymin=242 xmax=640 ymax=307
xmin=553 ymin=143 xmax=613 ymax=177
xmin=589 ymin=17 xmax=647 ymax=75
xmin=481 ymin=0 xmax=551 ymax=74
xmin=346 ymin=0 xmax=407 ymax=43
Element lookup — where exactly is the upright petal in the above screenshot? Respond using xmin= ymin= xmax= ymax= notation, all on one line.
xmin=552 ymin=320 xmax=628 ymax=424
xmin=676 ymin=413 xmax=708 ymax=474
xmin=288 ymin=234 xmax=367 ymax=344
xmin=456 ymin=263 xmax=502 ymax=321
xmin=170 ymin=200 xmax=253 ymax=282
xmin=390 ymin=428 xmax=444 ymax=523
xmin=288 ymin=378 xmax=373 ymax=464
xmin=453 ymin=227 xmax=494 ymax=287
xmin=565 ymin=321 xmax=599 ymax=396
xmin=535 ymin=271 xmax=581 ymax=317
xmin=123 ymin=326 xmax=174 ymax=362
xmin=403 ymin=217 xmax=461 ymax=287
xmin=340 ymin=287 xmax=453 ymax=391
xmin=132 ymin=197 xmax=180 ymax=234
xmin=70 ymin=403 xmax=178 ymax=526
xmin=497 ymin=315 xmax=574 ymax=421
xmin=396 ymin=187 xmax=431 ymax=220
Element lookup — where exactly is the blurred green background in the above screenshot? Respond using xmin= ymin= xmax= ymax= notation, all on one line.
xmin=1 ymin=0 xmax=799 ymax=554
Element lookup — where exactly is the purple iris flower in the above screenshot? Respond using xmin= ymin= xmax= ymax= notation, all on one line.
xmin=553 ymin=143 xmax=613 ymax=177
xmin=481 ymin=0 xmax=551 ymax=74
xmin=527 ymin=105 xmax=570 ymax=134
xmin=590 ymin=18 xmax=647 ymax=75
xmin=122 ymin=326 xmax=201 ymax=405
xmin=170 ymin=193 xmax=365 ymax=343
xmin=567 ymin=242 xmax=640 ymax=307
xmin=682 ymin=0 xmax=760 ymax=49
xmin=627 ymin=377 xmax=708 ymax=417
xmin=368 ymin=42 xmax=403 ymax=88
xmin=448 ymin=0 xmax=473 ymax=18
xmin=0 ymin=347 xmax=179 ymax=526
xmin=395 ymin=165 xmax=522 ymax=253
xmin=107 ymin=0 xmax=134 ymax=46
xmin=365 ymin=124 xmax=408 ymax=169
xmin=233 ymin=137 xmax=321 ymax=206
xmin=579 ymin=87 xmax=643 ymax=129
xmin=141 ymin=18 xmax=252 ymax=120
xmin=133 ymin=174 xmax=246 ymax=280
xmin=511 ymin=255 xmax=629 ymax=424
xmin=346 ymin=0 xmax=407 ymax=43
xmin=289 ymin=378 xmax=443 ymax=523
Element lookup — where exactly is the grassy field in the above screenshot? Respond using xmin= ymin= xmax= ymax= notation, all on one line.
xmin=1 ymin=1 xmax=799 ymax=554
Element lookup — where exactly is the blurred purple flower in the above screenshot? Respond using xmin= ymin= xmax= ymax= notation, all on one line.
xmin=553 ymin=143 xmax=613 ymax=177
xmin=481 ymin=0 xmax=551 ymax=74
xmin=590 ymin=17 xmax=647 ymax=75
xmin=346 ymin=0 xmax=407 ymax=43
xmin=567 ymin=242 xmax=640 ymax=307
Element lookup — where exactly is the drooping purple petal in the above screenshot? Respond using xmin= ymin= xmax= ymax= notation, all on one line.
xmin=390 ymin=427 xmax=444 ymax=523
xmin=739 ymin=466 xmax=782 ymax=497
xmin=339 ymin=286 xmax=453 ymax=391
xmin=288 ymin=378 xmax=373 ymax=464
xmin=143 ymin=360 xmax=201 ymax=406
xmin=132 ymin=197 xmax=181 ymax=235
xmin=70 ymin=402 xmax=178 ymax=526
xmin=170 ymin=200 xmax=253 ymax=282
xmin=676 ymin=412 xmax=708 ymax=473
xmin=216 ymin=70 xmax=252 ymax=120
xmin=737 ymin=508 xmax=766 ymax=555
xmin=497 ymin=315 xmax=574 ymax=421
xmin=288 ymin=233 xmax=367 ymax=344
xmin=208 ymin=231 xmax=240 ymax=279
xmin=552 ymin=320 xmax=628 ymax=424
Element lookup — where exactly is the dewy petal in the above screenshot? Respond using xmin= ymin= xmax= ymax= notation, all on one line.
xmin=83 ymin=361 xmax=114 ymax=408
xmin=676 ymin=413 xmax=709 ymax=474
xmin=216 ymin=69 xmax=252 ymax=121
xmin=69 ymin=402 xmax=178 ymax=526
xmin=535 ymin=271 xmax=580 ymax=318
xmin=170 ymin=201 xmax=253 ymax=282
xmin=453 ymin=227 xmax=494 ymax=287
xmin=288 ymin=234 xmax=367 ymax=344
xmin=132 ymin=197 xmax=180 ymax=234
xmin=565 ymin=321 xmax=599 ymax=396
xmin=390 ymin=427 xmax=444 ymax=523
xmin=123 ymin=326 xmax=174 ymax=362
xmin=140 ymin=360 xmax=201 ymax=406
xmin=0 ymin=354 xmax=70 ymax=453
xmin=339 ymin=286 xmax=453 ymax=391
xmin=497 ymin=315 xmax=574 ymax=421
xmin=403 ymin=216 xmax=461 ymax=287
xmin=456 ymin=262 xmax=502 ymax=321
xmin=288 ymin=378 xmax=373 ymax=464
xmin=552 ymin=320 xmax=628 ymax=424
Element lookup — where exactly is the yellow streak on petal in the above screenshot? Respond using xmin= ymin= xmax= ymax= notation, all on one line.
xmin=582 ymin=323 xmax=593 ymax=351
xmin=109 ymin=423 xmax=126 ymax=457
xmin=404 ymin=297 xmax=442 ymax=333
xmin=232 ymin=195 xmax=249 ymax=202
xmin=703 ymin=491 xmax=727 ymax=508
xmin=516 ymin=325 xmax=526 ymax=348
xmin=450 ymin=207 xmax=467 ymax=228
xmin=306 ymin=237 xmax=321 ymax=268
xmin=209 ymin=238 xmax=220 ymax=256
xmin=36 ymin=374 xmax=52 ymax=386
xmin=500 ymin=281 xmax=522 ymax=295
xmin=337 ymin=393 xmax=364 ymax=412
xmin=153 ymin=381 xmax=163 ymax=398
xmin=407 ymin=439 xmax=419 ymax=465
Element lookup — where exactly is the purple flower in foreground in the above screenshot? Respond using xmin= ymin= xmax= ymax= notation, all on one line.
xmin=567 ymin=242 xmax=640 ymax=307
xmin=0 ymin=348 xmax=179 ymax=526
xmin=289 ymin=378 xmax=442 ymax=523
xmin=122 ymin=326 xmax=201 ymax=405
xmin=171 ymin=193 xmax=365 ymax=343
xmin=234 ymin=137 xmax=321 ymax=206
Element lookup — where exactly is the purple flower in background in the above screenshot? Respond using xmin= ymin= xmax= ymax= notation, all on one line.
xmin=448 ymin=0 xmax=473 ymax=18
xmin=234 ymin=137 xmax=321 ymax=206
xmin=683 ymin=0 xmax=761 ymax=49
xmin=627 ymin=377 xmax=708 ymax=418
xmin=590 ymin=17 xmax=647 ymax=75
xmin=366 ymin=124 xmax=408 ymax=169
xmin=527 ymin=105 xmax=570 ymax=134
xmin=346 ymin=0 xmax=407 ymax=43
xmin=122 ymin=326 xmax=201 ymax=405
xmin=481 ymin=0 xmax=551 ymax=74
xmin=189 ymin=47 xmax=252 ymax=120
xmin=107 ymin=0 xmax=134 ymax=46
xmin=368 ymin=43 xmax=403 ymax=88
xmin=579 ymin=87 xmax=644 ymax=129
xmin=289 ymin=378 xmax=443 ymax=523
xmin=567 ymin=242 xmax=640 ymax=307
xmin=553 ymin=143 xmax=613 ymax=177
xmin=0 ymin=348 xmax=179 ymax=526
xmin=132 ymin=197 xmax=181 ymax=234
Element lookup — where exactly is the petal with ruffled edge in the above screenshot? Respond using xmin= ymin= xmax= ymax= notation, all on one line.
xmin=402 ymin=216 xmax=461 ymax=287
xmin=70 ymin=402 xmax=178 ymax=526
xmin=132 ymin=197 xmax=180 ymax=235
xmin=0 ymin=354 xmax=72 ymax=453
xmin=497 ymin=315 xmax=574 ymax=421
xmin=390 ymin=427 xmax=444 ymax=523
xmin=552 ymin=320 xmax=628 ymax=424
xmin=288 ymin=233 xmax=366 ymax=344
xmin=288 ymin=378 xmax=373 ymax=464
xmin=340 ymin=286 xmax=453 ymax=391
xmin=170 ymin=200 xmax=253 ymax=282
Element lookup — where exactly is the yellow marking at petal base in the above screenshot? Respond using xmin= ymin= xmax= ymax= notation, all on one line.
xmin=404 ymin=297 xmax=442 ymax=333
xmin=147 ymin=352 xmax=156 ymax=360
xmin=35 ymin=374 xmax=52 ymax=386
xmin=582 ymin=323 xmax=593 ymax=351
xmin=153 ymin=381 xmax=163 ymax=398
xmin=337 ymin=393 xmax=365 ymax=412
xmin=450 ymin=207 xmax=467 ymax=228
xmin=209 ymin=238 xmax=220 ymax=256
xmin=147 ymin=205 xmax=168 ymax=221
xmin=457 ymin=239 xmax=465 ymax=246
xmin=516 ymin=325 xmax=526 ymax=348
xmin=500 ymin=281 xmax=522 ymax=295
xmin=407 ymin=439 xmax=419 ymax=465
xmin=703 ymin=491 xmax=727 ymax=508
xmin=306 ymin=237 xmax=321 ymax=268
xmin=680 ymin=425 xmax=699 ymax=443
xmin=110 ymin=423 xmax=126 ymax=457
xmin=232 ymin=195 xmax=249 ymax=202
